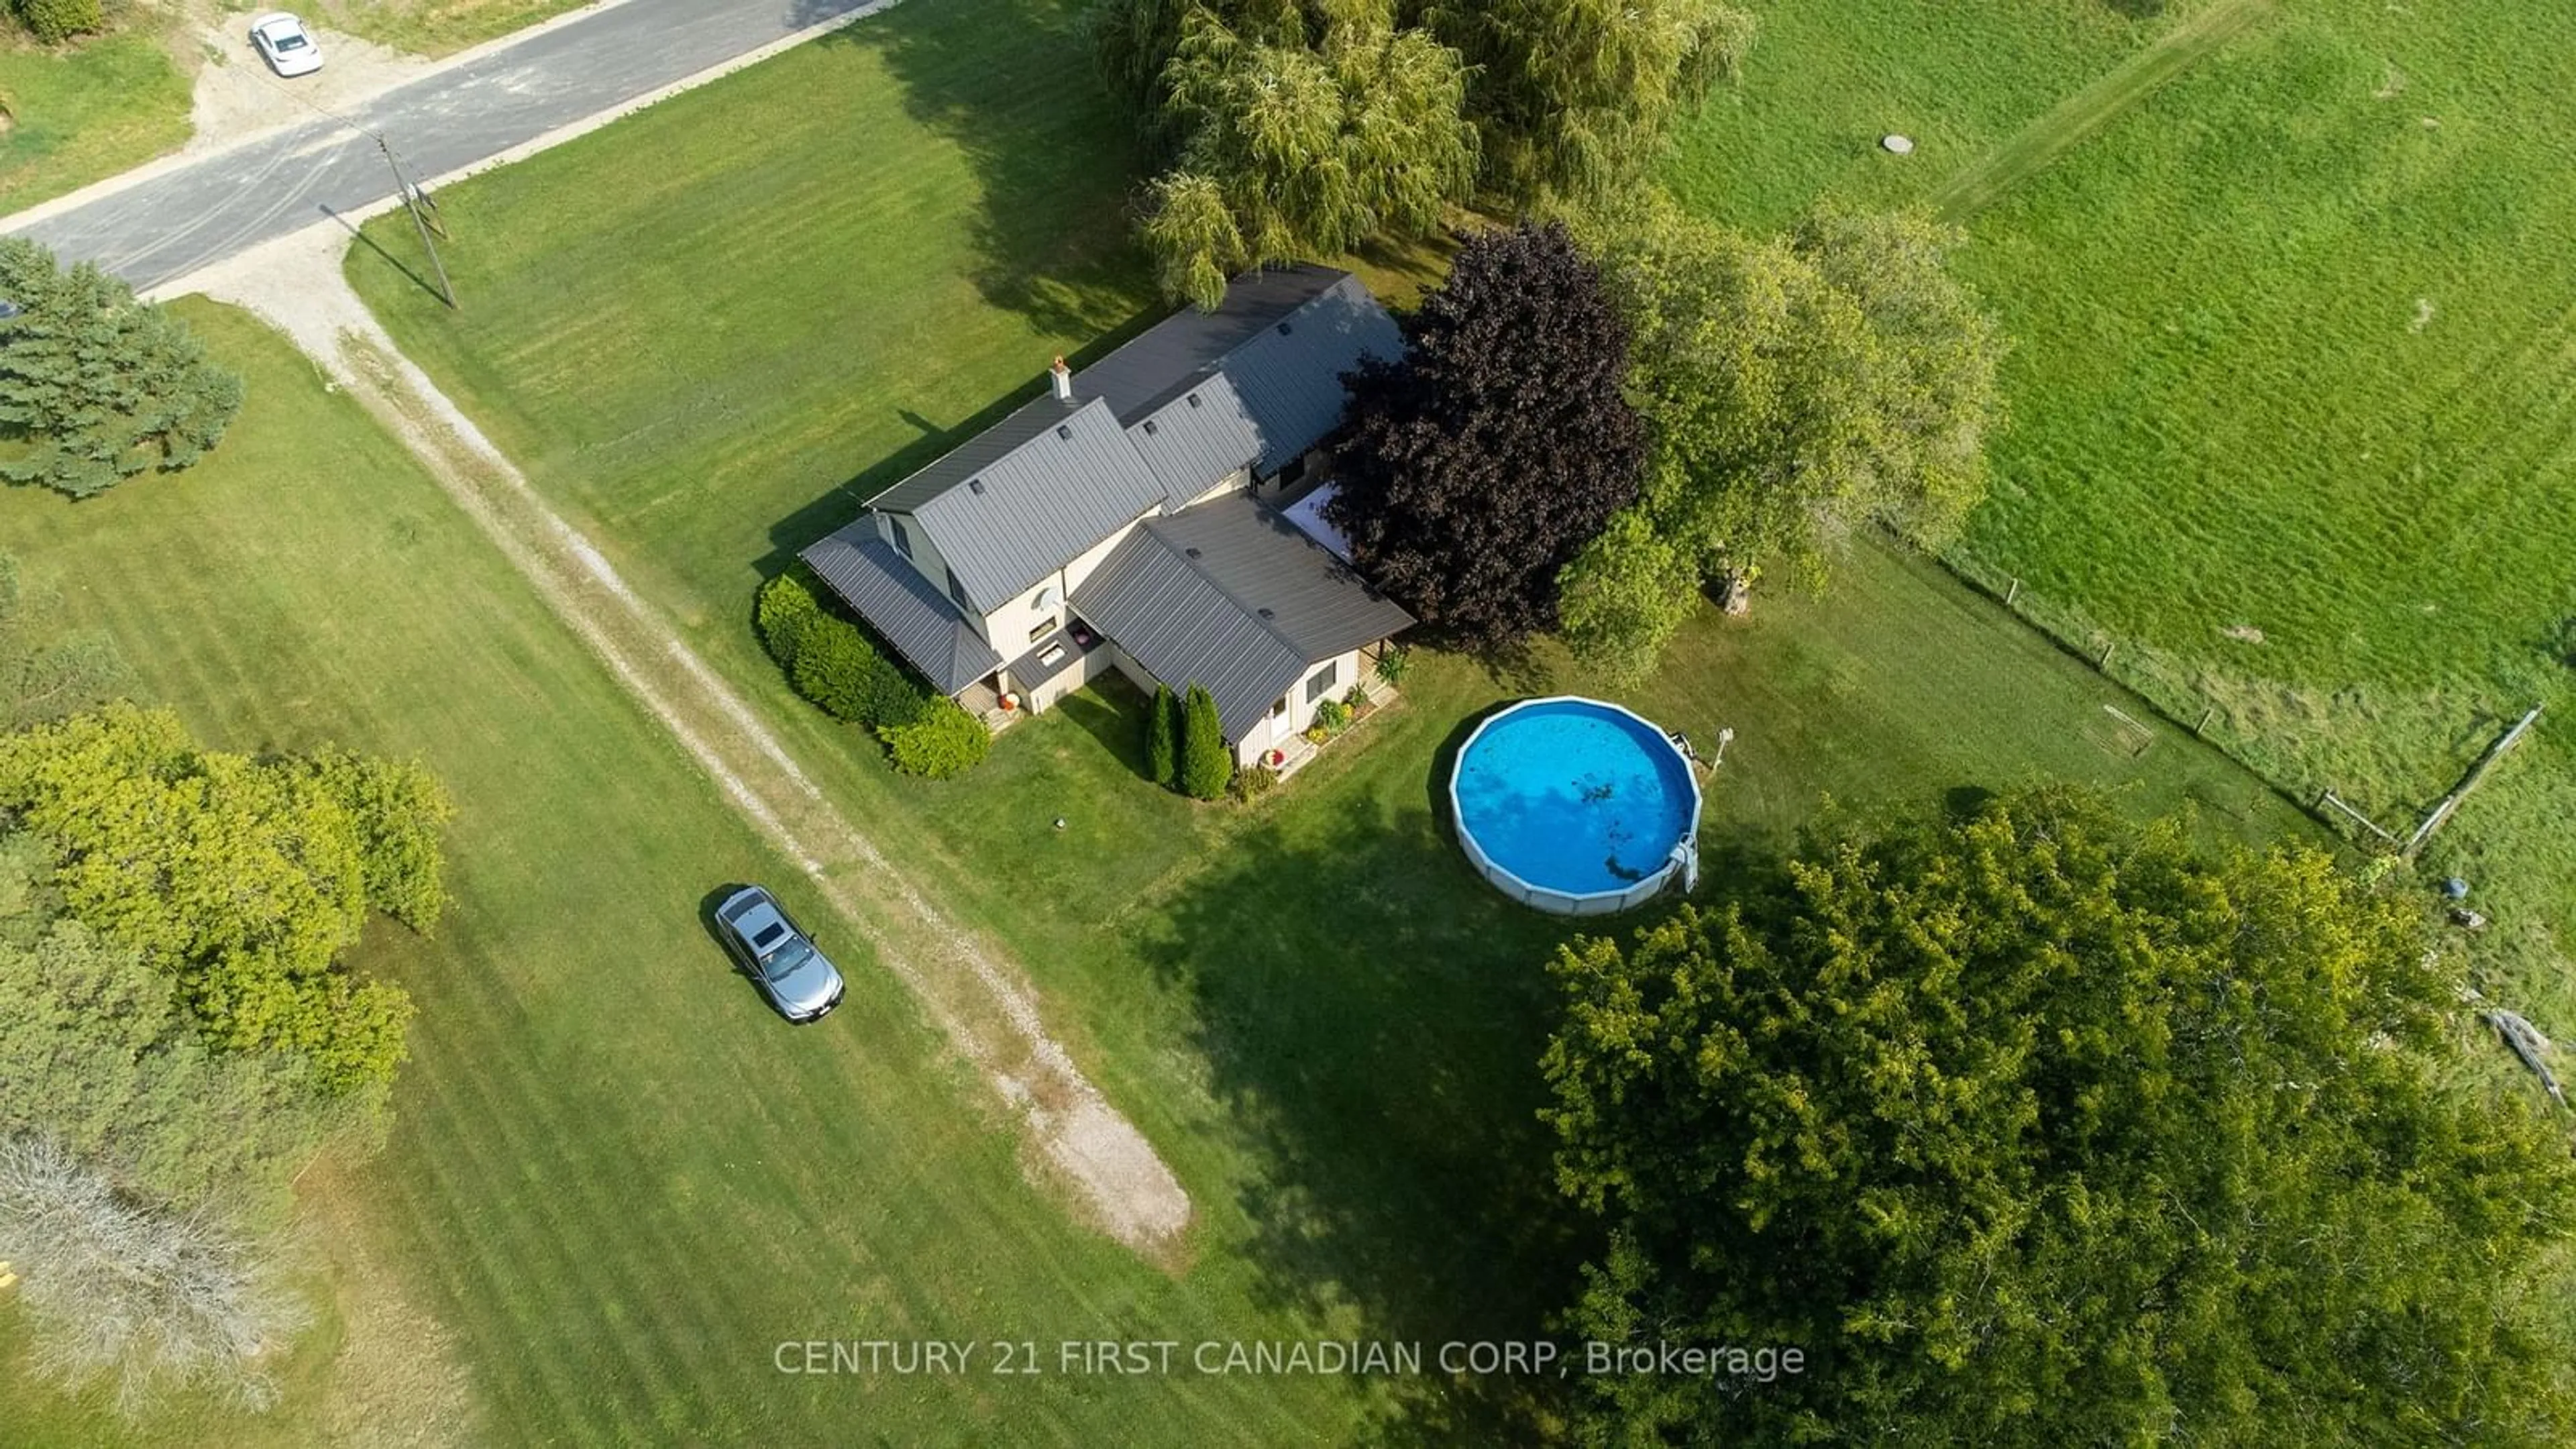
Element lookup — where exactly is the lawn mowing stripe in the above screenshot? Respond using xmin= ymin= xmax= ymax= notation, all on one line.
xmin=1934 ymin=0 xmax=2276 ymax=221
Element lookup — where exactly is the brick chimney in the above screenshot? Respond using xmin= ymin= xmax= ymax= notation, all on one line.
xmin=1050 ymin=356 xmax=1073 ymax=402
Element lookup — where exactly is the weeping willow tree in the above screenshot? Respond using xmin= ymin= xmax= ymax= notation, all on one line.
xmin=1130 ymin=0 xmax=1477 ymax=309
xmin=1423 ymin=0 xmax=1755 ymax=204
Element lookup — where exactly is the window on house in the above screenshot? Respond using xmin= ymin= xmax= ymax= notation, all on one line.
xmin=1305 ymin=661 xmax=1338 ymax=704
xmin=1271 ymin=695 xmax=1289 ymax=718
xmin=1277 ymin=454 xmax=1307 ymax=488
xmin=1028 ymin=617 xmax=1056 ymax=644
xmin=889 ymin=516 xmax=912 ymax=558
xmin=945 ymin=567 xmax=973 ymax=612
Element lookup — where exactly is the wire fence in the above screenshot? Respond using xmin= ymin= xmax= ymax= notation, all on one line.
xmin=1932 ymin=538 xmax=2528 ymax=855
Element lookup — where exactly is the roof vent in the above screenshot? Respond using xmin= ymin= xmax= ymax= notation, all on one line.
xmin=1142 ymin=420 xmax=1159 ymax=435
xmin=1275 ymin=321 xmax=1293 ymax=336
xmin=1184 ymin=547 xmax=1203 ymax=559
xmin=967 ymin=478 xmax=985 ymax=495
xmin=1186 ymin=392 xmax=1202 ymax=409
xmin=1055 ymin=424 xmax=1071 ymax=441
xmin=1256 ymin=607 xmax=1275 ymax=619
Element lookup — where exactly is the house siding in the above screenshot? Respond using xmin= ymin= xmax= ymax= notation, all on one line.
xmin=1234 ymin=648 xmax=1366 ymax=768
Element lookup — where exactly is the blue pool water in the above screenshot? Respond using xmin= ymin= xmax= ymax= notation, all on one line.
xmin=1452 ymin=700 xmax=1698 ymax=897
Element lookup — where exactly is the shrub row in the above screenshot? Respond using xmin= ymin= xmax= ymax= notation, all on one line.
xmin=756 ymin=568 xmax=982 ymax=777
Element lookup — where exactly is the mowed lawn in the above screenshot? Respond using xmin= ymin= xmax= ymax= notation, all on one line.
xmin=0 ymin=32 xmax=191 ymax=217
xmin=0 ymin=305 xmax=1404 ymax=1446
xmin=1669 ymin=0 xmax=2576 ymax=1018
xmin=329 ymin=0 xmax=2330 ymax=1436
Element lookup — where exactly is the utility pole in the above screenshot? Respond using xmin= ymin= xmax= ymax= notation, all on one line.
xmin=379 ymin=136 xmax=455 ymax=309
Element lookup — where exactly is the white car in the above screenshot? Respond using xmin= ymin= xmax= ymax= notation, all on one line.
xmin=249 ymin=13 xmax=323 ymax=78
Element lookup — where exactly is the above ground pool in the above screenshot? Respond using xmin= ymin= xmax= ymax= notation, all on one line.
xmin=1448 ymin=697 xmax=1703 ymax=915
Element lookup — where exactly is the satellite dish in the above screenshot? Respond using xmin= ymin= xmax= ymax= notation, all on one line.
xmin=1034 ymin=584 xmax=1062 ymax=611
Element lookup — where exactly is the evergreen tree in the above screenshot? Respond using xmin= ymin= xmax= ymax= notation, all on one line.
xmin=1178 ymin=682 xmax=1230 ymax=800
xmin=0 ymin=239 xmax=243 ymax=498
xmin=1326 ymin=222 xmax=1644 ymax=647
xmin=1145 ymin=682 xmax=1179 ymax=786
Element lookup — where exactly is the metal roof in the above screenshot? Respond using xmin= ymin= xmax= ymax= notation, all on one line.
xmin=1085 ymin=266 xmax=1402 ymax=474
xmin=869 ymin=395 xmax=1165 ymax=610
xmin=1124 ymin=372 xmax=1262 ymax=506
xmin=851 ymin=265 xmax=1400 ymax=610
xmin=1071 ymin=493 xmax=1413 ymax=740
xmin=799 ymin=529 xmax=1003 ymax=695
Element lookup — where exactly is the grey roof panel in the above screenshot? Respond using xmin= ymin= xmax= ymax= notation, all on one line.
xmin=881 ymin=395 xmax=1166 ymax=610
xmin=1073 ymin=533 xmax=1308 ymax=743
xmin=1072 ymin=493 xmax=1413 ymax=740
xmin=1214 ymin=277 xmax=1404 ymax=472
xmin=848 ymin=265 xmax=1400 ymax=614
xmin=1076 ymin=264 xmax=1358 ymax=419
xmin=800 ymin=527 xmax=1002 ymax=695
xmin=1126 ymin=372 xmax=1262 ymax=506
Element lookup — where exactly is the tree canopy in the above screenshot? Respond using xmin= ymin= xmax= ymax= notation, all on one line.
xmin=0 ymin=702 xmax=451 ymax=1095
xmin=1543 ymin=789 xmax=2576 ymax=1445
xmin=1560 ymin=200 xmax=2004 ymax=680
xmin=0 ymin=238 xmax=243 ymax=498
xmin=1424 ymin=0 xmax=1753 ymax=203
xmin=1326 ymin=221 xmax=1645 ymax=648
xmin=1130 ymin=0 xmax=1478 ymax=309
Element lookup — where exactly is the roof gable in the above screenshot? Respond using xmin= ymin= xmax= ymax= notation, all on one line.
xmin=892 ymin=396 xmax=1165 ymax=610
xmin=855 ymin=266 xmax=1401 ymax=599
xmin=1071 ymin=493 xmax=1413 ymax=738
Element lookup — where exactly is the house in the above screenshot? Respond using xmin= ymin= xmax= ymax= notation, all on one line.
xmin=800 ymin=264 xmax=1415 ymax=769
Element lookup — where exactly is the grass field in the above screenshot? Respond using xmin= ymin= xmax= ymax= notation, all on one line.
xmin=0 ymin=303 xmax=1430 ymax=1446
xmin=0 ymin=30 xmax=190 ymax=217
xmin=1668 ymin=0 xmax=2576 ymax=1022
xmin=317 ymin=0 xmax=2331 ymax=1433
xmin=0 ymin=295 xmax=2316 ymax=1444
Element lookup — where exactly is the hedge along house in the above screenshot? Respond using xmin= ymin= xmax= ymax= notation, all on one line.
xmin=802 ymin=265 xmax=1415 ymax=769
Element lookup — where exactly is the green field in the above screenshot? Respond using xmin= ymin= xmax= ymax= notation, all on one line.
xmin=319 ymin=0 xmax=2330 ymax=1438
xmin=1669 ymin=0 xmax=2576 ymax=1017
xmin=0 ymin=31 xmax=190 ymax=217
xmin=0 ymin=286 xmax=2313 ymax=1441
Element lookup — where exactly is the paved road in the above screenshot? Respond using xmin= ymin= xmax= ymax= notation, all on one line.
xmin=5 ymin=0 xmax=882 ymax=292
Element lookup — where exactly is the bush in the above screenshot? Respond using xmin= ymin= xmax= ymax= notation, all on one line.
xmin=879 ymin=697 xmax=989 ymax=780
xmin=1373 ymin=643 xmax=1412 ymax=687
xmin=788 ymin=617 xmax=878 ymax=722
xmin=13 ymin=0 xmax=104 ymax=44
xmin=1312 ymin=697 xmax=1354 ymax=736
xmin=754 ymin=570 xmax=825 ymax=670
xmin=1145 ymin=683 xmax=1178 ymax=786
xmin=858 ymin=653 xmax=928 ymax=730
xmin=0 ymin=1136 xmax=309 ymax=1417
xmin=1179 ymin=683 xmax=1230 ymax=800
xmin=1227 ymin=762 xmax=1277 ymax=802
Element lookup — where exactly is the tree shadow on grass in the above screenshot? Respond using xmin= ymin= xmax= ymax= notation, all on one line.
xmin=808 ymin=0 xmax=1154 ymax=342
xmin=1135 ymin=760 xmax=1605 ymax=1440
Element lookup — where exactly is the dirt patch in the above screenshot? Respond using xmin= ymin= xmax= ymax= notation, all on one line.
xmin=2222 ymin=624 xmax=2267 ymax=644
xmin=182 ymin=221 xmax=1192 ymax=1260
xmin=299 ymin=1160 xmax=483 ymax=1448
xmin=186 ymin=19 xmax=435 ymax=156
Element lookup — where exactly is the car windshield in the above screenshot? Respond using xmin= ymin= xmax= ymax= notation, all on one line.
xmin=762 ymin=939 xmax=814 ymax=981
